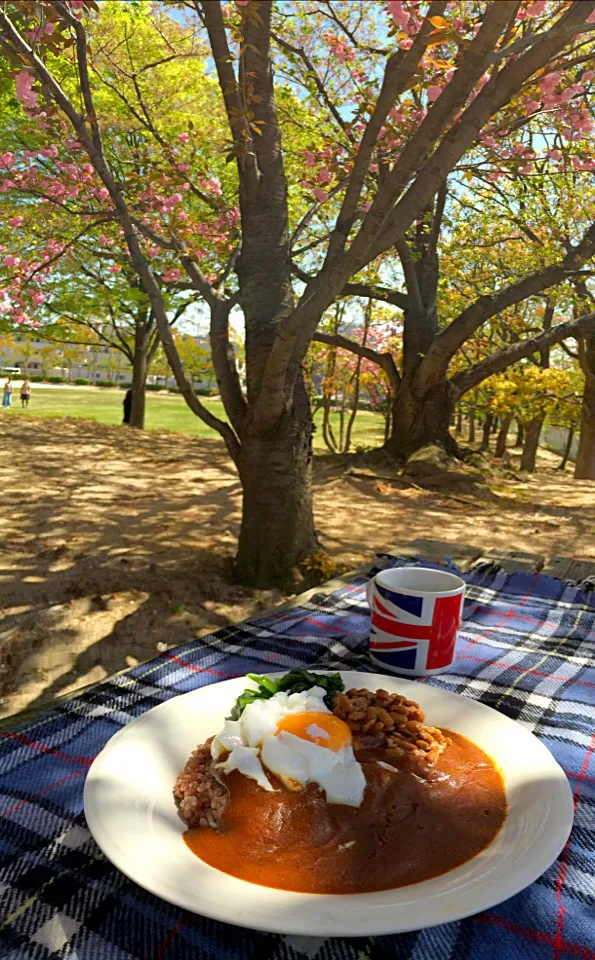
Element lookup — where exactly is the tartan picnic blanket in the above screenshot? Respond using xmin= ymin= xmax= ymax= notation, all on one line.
xmin=1 ymin=553 xmax=595 ymax=960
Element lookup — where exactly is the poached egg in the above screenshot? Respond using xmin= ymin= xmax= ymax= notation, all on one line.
xmin=211 ymin=686 xmax=366 ymax=807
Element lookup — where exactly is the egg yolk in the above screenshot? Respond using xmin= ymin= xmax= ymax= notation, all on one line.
xmin=276 ymin=711 xmax=352 ymax=751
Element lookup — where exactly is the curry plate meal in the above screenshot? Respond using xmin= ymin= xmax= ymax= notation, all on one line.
xmin=174 ymin=670 xmax=506 ymax=894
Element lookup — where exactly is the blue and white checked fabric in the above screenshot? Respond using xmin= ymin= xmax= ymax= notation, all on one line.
xmin=1 ymin=553 xmax=594 ymax=960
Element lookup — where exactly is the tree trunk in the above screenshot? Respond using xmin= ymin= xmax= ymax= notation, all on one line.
xmin=494 ymin=415 xmax=512 ymax=458
xmin=468 ymin=410 xmax=475 ymax=443
xmin=384 ymin=377 xmax=458 ymax=459
xmin=456 ymin=410 xmax=463 ymax=434
xmin=491 ymin=418 xmax=499 ymax=434
xmin=515 ymin=421 xmax=524 ymax=447
xmin=130 ymin=338 xmax=147 ymax=429
xmin=558 ymin=427 xmax=574 ymax=471
xmin=575 ymin=382 xmax=595 ymax=479
xmin=520 ymin=417 xmax=543 ymax=473
xmin=235 ymin=379 xmax=317 ymax=588
xmin=479 ymin=413 xmax=493 ymax=452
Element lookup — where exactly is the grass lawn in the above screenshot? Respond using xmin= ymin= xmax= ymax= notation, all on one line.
xmin=3 ymin=386 xmax=386 ymax=451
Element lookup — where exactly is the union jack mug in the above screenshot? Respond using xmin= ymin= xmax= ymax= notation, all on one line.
xmin=367 ymin=566 xmax=465 ymax=677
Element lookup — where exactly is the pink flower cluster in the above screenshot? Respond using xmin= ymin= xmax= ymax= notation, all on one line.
xmin=323 ymin=32 xmax=355 ymax=64
xmin=15 ymin=71 xmax=38 ymax=110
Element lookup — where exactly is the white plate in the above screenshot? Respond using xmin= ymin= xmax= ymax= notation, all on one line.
xmin=84 ymin=671 xmax=573 ymax=936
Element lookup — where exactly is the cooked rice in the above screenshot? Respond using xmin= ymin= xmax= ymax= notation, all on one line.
xmin=173 ymin=737 xmax=229 ymax=828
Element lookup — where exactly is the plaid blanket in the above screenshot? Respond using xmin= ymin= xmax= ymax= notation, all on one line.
xmin=1 ymin=553 xmax=594 ymax=960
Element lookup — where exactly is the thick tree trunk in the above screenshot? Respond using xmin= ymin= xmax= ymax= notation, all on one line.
xmin=558 ymin=427 xmax=574 ymax=471
xmin=575 ymin=382 xmax=595 ymax=479
xmin=479 ymin=413 xmax=493 ymax=452
xmin=456 ymin=410 xmax=463 ymax=434
xmin=515 ymin=421 xmax=524 ymax=447
xmin=468 ymin=410 xmax=475 ymax=443
xmin=494 ymin=415 xmax=512 ymax=457
xmin=235 ymin=379 xmax=317 ymax=588
xmin=384 ymin=377 xmax=458 ymax=459
xmin=520 ymin=417 xmax=543 ymax=472
xmin=129 ymin=339 xmax=147 ymax=429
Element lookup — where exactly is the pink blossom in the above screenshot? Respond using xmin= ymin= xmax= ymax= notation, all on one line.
xmin=162 ymin=268 xmax=181 ymax=283
xmin=317 ymin=168 xmax=331 ymax=183
xmin=15 ymin=71 xmax=38 ymax=110
xmin=4 ymin=256 xmax=19 ymax=268
xmin=525 ymin=99 xmax=541 ymax=114
xmin=68 ymin=0 xmax=85 ymax=8
xmin=387 ymin=0 xmax=409 ymax=28
xmin=40 ymin=145 xmax=59 ymax=159
xmin=312 ymin=186 xmax=328 ymax=203
xmin=427 ymin=85 xmax=442 ymax=102
xmin=97 ymin=188 xmax=110 ymax=201
xmin=0 ymin=153 xmax=16 ymax=168
xmin=148 ymin=247 xmax=159 ymax=257
xmin=588 ymin=10 xmax=595 ymax=23
xmin=182 ymin=182 xmax=191 ymax=191
xmin=547 ymin=148 xmax=562 ymax=161
xmin=304 ymin=150 xmax=317 ymax=167
xmin=445 ymin=68 xmax=456 ymax=83
xmin=526 ymin=0 xmax=547 ymax=17
xmin=82 ymin=163 xmax=94 ymax=175
xmin=389 ymin=107 xmax=405 ymax=122
xmin=31 ymin=291 xmax=45 ymax=305
xmin=177 ymin=132 xmax=189 ymax=143
xmin=108 ymin=264 xmax=122 ymax=274
xmin=205 ymin=177 xmax=222 ymax=196
xmin=8 ymin=216 xmax=23 ymax=227
xmin=45 ymin=21 xmax=56 ymax=34
xmin=583 ymin=70 xmax=594 ymax=82
xmin=236 ymin=0 xmax=250 ymax=5
xmin=177 ymin=163 xmax=190 ymax=172
xmin=512 ymin=143 xmax=526 ymax=155
xmin=518 ymin=163 xmax=534 ymax=174
xmin=572 ymin=156 xmax=583 ymax=170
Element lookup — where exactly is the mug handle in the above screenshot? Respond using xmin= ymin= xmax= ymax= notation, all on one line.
xmin=366 ymin=578 xmax=375 ymax=610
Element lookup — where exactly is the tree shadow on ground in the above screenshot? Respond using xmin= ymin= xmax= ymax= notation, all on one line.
xmin=1 ymin=416 xmax=594 ymax=718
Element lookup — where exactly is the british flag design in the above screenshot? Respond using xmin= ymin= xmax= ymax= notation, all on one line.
xmin=369 ymin=581 xmax=463 ymax=674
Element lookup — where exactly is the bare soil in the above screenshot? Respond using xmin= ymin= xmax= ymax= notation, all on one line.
xmin=1 ymin=416 xmax=593 ymax=719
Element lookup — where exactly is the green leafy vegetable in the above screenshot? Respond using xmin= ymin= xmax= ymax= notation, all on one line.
xmin=229 ymin=669 xmax=345 ymax=720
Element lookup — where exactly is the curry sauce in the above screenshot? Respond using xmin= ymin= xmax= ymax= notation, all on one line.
xmin=184 ymin=731 xmax=506 ymax=894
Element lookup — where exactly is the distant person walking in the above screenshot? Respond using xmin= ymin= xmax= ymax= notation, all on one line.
xmin=20 ymin=379 xmax=31 ymax=408
xmin=122 ymin=388 xmax=132 ymax=425
xmin=2 ymin=378 xmax=12 ymax=409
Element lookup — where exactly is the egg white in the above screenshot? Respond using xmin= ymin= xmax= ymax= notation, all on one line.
xmin=211 ymin=686 xmax=366 ymax=807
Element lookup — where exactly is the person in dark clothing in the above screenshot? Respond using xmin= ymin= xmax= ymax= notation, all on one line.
xmin=122 ymin=389 xmax=132 ymax=425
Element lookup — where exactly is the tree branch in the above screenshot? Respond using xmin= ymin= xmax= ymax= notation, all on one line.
xmin=312 ymin=331 xmax=400 ymax=393
xmin=200 ymin=0 xmax=258 ymax=191
xmin=325 ymin=1 xmax=448 ymax=262
xmin=420 ymin=219 xmax=595 ymax=387
xmin=451 ymin=312 xmax=595 ymax=397
xmin=291 ymin=263 xmax=408 ymax=310
xmin=271 ymin=31 xmax=350 ymax=136
xmin=0 ymin=6 xmax=241 ymax=461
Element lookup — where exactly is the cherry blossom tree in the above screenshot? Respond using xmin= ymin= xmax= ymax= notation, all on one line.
xmin=1 ymin=0 xmax=595 ymax=586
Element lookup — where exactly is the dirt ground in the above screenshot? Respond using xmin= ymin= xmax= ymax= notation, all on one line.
xmin=1 ymin=415 xmax=594 ymax=719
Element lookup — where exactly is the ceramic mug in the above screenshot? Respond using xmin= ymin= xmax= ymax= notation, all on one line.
xmin=366 ymin=566 xmax=465 ymax=677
